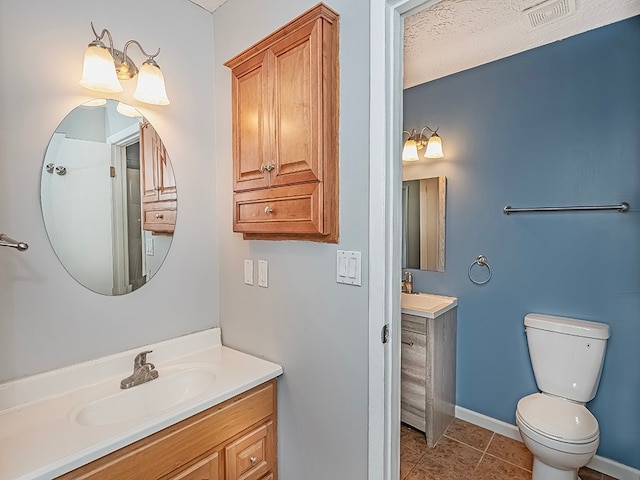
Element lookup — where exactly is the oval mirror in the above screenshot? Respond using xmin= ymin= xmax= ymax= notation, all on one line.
xmin=40 ymin=99 xmax=177 ymax=295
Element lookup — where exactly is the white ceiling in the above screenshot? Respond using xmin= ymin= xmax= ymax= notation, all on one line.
xmin=190 ymin=0 xmax=640 ymax=89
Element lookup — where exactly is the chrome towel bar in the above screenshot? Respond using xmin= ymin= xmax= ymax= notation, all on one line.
xmin=0 ymin=233 xmax=29 ymax=251
xmin=503 ymin=202 xmax=629 ymax=215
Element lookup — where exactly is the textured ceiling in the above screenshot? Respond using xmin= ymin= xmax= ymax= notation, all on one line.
xmin=404 ymin=0 xmax=640 ymax=88
xmin=190 ymin=0 xmax=640 ymax=89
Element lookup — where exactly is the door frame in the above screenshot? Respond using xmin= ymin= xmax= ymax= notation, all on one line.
xmin=368 ymin=1 xmax=443 ymax=479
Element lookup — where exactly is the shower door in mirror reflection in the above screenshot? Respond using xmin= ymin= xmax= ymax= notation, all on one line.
xmin=40 ymin=100 xmax=177 ymax=296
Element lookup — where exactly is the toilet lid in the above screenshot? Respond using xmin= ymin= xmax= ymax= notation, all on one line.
xmin=517 ymin=393 xmax=599 ymax=443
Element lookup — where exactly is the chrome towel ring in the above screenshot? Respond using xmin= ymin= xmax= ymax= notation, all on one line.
xmin=468 ymin=255 xmax=491 ymax=285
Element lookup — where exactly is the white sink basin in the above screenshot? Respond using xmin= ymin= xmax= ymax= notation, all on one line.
xmin=401 ymin=292 xmax=457 ymax=318
xmin=71 ymin=365 xmax=216 ymax=427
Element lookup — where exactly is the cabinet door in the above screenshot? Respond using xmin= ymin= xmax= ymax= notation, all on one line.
xmin=140 ymin=122 xmax=176 ymax=203
xmin=231 ymin=51 xmax=271 ymax=192
xmin=140 ymin=122 xmax=159 ymax=203
xmin=225 ymin=421 xmax=274 ymax=480
xmin=269 ymin=19 xmax=322 ymax=188
xmin=168 ymin=451 xmax=219 ymax=480
xmin=401 ymin=329 xmax=427 ymax=431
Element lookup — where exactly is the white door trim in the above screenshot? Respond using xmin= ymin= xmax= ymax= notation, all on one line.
xmin=368 ymin=2 xmax=444 ymax=479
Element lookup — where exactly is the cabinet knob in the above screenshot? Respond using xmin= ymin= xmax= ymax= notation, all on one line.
xmin=155 ymin=213 xmax=164 ymax=219
xmin=264 ymin=206 xmax=274 ymax=215
xmin=259 ymin=163 xmax=275 ymax=173
xmin=250 ymin=456 xmax=257 ymax=464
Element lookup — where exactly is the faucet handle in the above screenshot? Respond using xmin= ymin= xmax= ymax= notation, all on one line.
xmin=134 ymin=350 xmax=153 ymax=368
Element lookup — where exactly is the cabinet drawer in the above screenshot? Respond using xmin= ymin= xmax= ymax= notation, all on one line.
xmin=143 ymin=207 xmax=176 ymax=233
xmin=234 ymin=183 xmax=322 ymax=234
xmin=225 ymin=421 xmax=274 ymax=480
xmin=401 ymin=313 xmax=426 ymax=335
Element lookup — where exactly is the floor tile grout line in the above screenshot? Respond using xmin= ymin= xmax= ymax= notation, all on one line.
xmin=473 ymin=432 xmax=494 ymax=471
xmin=482 ymin=451 xmax=533 ymax=474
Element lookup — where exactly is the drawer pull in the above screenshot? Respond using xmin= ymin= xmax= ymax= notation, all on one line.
xmin=401 ymin=340 xmax=414 ymax=346
xmin=264 ymin=206 xmax=274 ymax=214
xmin=250 ymin=456 xmax=257 ymax=464
xmin=155 ymin=213 xmax=164 ymax=219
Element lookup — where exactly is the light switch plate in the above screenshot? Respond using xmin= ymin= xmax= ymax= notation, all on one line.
xmin=336 ymin=250 xmax=362 ymax=286
xmin=244 ymin=259 xmax=254 ymax=285
xmin=145 ymin=238 xmax=154 ymax=256
xmin=258 ymin=260 xmax=268 ymax=288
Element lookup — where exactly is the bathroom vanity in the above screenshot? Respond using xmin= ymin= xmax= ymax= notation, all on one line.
xmin=401 ymin=293 xmax=457 ymax=447
xmin=0 ymin=329 xmax=282 ymax=480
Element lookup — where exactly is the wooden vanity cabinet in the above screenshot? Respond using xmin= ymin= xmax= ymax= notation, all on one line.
xmin=224 ymin=3 xmax=339 ymax=242
xmin=401 ymin=310 xmax=456 ymax=447
xmin=140 ymin=121 xmax=177 ymax=234
xmin=56 ymin=380 xmax=277 ymax=480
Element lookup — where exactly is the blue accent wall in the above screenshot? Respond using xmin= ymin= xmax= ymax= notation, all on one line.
xmin=403 ymin=17 xmax=640 ymax=468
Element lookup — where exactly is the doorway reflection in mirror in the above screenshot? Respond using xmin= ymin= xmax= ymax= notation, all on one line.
xmin=40 ymin=99 xmax=176 ymax=295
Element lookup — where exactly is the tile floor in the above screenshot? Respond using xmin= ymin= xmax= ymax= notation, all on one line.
xmin=400 ymin=419 xmax=618 ymax=480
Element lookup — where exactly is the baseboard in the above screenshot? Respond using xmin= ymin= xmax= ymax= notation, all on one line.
xmin=455 ymin=406 xmax=640 ymax=480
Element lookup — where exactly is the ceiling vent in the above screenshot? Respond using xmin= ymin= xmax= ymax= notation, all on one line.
xmin=523 ymin=0 xmax=576 ymax=28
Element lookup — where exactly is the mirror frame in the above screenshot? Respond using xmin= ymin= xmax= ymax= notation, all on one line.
xmin=401 ymin=176 xmax=446 ymax=272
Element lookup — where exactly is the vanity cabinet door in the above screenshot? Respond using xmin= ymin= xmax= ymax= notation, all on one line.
xmin=168 ymin=451 xmax=219 ymax=480
xmin=400 ymin=328 xmax=427 ymax=432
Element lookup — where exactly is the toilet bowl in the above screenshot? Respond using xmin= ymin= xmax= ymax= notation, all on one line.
xmin=516 ymin=393 xmax=599 ymax=480
xmin=515 ymin=313 xmax=610 ymax=480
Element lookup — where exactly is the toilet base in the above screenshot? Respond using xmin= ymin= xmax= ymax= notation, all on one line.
xmin=532 ymin=458 xmax=580 ymax=480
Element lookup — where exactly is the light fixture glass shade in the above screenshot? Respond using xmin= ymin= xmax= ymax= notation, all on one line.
xmin=133 ymin=61 xmax=170 ymax=105
xmin=83 ymin=98 xmax=107 ymax=107
xmin=116 ymin=101 xmax=143 ymax=118
xmin=79 ymin=45 xmax=123 ymax=93
xmin=402 ymin=139 xmax=419 ymax=161
xmin=425 ymin=133 xmax=444 ymax=158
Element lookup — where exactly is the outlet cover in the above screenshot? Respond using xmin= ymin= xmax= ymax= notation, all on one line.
xmin=244 ymin=259 xmax=254 ymax=285
xmin=258 ymin=260 xmax=268 ymax=287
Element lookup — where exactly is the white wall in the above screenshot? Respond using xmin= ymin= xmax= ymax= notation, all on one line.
xmin=0 ymin=0 xmax=218 ymax=381
xmin=213 ymin=1 xmax=371 ymax=479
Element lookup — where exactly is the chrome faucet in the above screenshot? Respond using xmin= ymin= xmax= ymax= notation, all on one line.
xmin=402 ymin=271 xmax=413 ymax=294
xmin=120 ymin=350 xmax=159 ymax=389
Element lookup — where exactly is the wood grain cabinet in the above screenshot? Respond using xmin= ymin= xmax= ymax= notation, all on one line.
xmin=401 ymin=309 xmax=457 ymax=447
xmin=140 ymin=121 xmax=177 ymax=234
xmin=224 ymin=4 xmax=339 ymax=242
xmin=56 ymin=380 xmax=277 ymax=480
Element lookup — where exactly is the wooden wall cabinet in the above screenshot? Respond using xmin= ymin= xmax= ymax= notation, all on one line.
xmin=225 ymin=4 xmax=339 ymax=242
xmin=56 ymin=380 xmax=277 ymax=480
xmin=140 ymin=121 xmax=177 ymax=234
xmin=401 ymin=309 xmax=456 ymax=447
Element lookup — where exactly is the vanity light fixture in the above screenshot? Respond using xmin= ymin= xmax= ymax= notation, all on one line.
xmin=79 ymin=22 xmax=170 ymax=106
xmin=402 ymin=126 xmax=444 ymax=161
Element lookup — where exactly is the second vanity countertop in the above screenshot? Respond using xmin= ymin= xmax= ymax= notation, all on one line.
xmin=0 ymin=328 xmax=283 ymax=480
xmin=401 ymin=292 xmax=457 ymax=318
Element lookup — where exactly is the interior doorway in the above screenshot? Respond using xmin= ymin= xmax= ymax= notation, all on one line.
xmin=368 ymin=1 xmax=441 ymax=480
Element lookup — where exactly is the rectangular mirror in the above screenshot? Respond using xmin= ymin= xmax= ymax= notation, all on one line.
xmin=401 ymin=176 xmax=446 ymax=272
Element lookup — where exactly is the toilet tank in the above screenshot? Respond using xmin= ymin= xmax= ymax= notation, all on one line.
xmin=524 ymin=313 xmax=610 ymax=403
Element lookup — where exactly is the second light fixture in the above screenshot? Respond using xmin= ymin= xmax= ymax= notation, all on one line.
xmin=402 ymin=126 xmax=444 ymax=161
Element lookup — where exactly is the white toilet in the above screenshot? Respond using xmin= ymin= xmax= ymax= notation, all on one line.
xmin=516 ymin=313 xmax=610 ymax=480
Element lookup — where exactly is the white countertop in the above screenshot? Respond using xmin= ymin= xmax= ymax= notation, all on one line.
xmin=0 ymin=328 xmax=283 ymax=480
xmin=401 ymin=292 xmax=458 ymax=318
